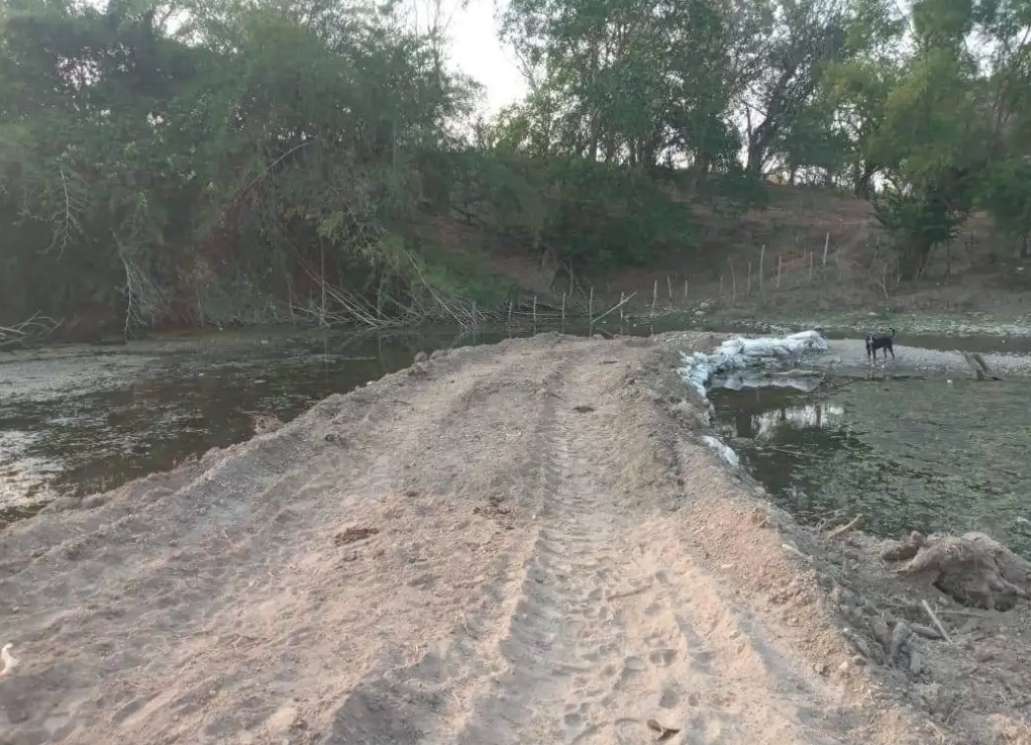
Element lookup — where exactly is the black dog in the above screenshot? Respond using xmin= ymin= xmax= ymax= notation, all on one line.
xmin=865 ymin=328 xmax=896 ymax=361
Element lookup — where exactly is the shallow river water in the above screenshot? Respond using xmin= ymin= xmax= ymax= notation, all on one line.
xmin=2 ymin=321 xmax=1030 ymax=558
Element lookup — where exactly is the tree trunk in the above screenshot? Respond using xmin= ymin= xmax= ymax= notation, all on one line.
xmin=899 ymin=237 xmax=932 ymax=281
xmin=854 ymin=163 xmax=876 ymax=199
xmin=745 ymin=140 xmax=765 ymax=178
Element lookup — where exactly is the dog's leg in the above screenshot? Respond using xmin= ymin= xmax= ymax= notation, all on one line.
xmin=889 ymin=345 xmax=895 ymax=360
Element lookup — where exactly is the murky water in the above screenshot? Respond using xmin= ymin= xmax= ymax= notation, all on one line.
xmin=0 ymin=323 xmax=616 ymax=522
xmin=711 ymin=380 xmax=1031 ymax=557
xmin=4 ymin=321 xmax=1031 ymax=560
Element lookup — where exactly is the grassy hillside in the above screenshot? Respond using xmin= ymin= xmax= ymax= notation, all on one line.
xmin=435 ymin=184 xmax=1031 ymax=321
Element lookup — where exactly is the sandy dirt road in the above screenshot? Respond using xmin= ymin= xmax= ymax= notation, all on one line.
xmin=0 ymin=333 xmax=921 ymax=745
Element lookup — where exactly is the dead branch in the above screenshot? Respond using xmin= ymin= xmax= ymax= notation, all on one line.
xmin=825 ymin=514 xmax=863 ymax=540
xmin=962 ymin=352 xmax=1001 ymax=381
xmin=0 ymin=313 xmax=63 ymax=350
xmin=920 ymin=600 xmax=953 ymax=644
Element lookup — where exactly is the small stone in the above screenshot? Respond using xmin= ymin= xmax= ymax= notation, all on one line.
xmin=908 ymin=647 xmax=927 ymax=676
xmin=974 ymin=649 xmax=995 ymax=663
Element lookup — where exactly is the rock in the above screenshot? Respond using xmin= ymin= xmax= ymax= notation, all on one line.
xmin=842 ymin=629 xmax=876 ymax=661
xmin=414 ymin=351 xmax=428 ymax=364
xmin=870 ymin=614 xmax=893 ymax=652
xmin=81 ymin=494 xmax=107 ymax=510
xmin=908 ymin=647 xmax=927 ymax=676
xmin=890 ymin=621 xmax=913 ymax=669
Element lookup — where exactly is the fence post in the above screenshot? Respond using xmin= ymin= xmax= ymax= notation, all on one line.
xmin=759 ymin=244 xmax=766 ymax=294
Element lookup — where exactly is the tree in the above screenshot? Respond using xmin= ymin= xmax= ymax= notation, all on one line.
xmin=982 ymin=158 xmax=1031 ymax=257
xmin=866 ymin=0 xmax=987 ymax=277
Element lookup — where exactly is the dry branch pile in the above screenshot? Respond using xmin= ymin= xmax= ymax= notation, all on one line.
xmin=0 ymin=313 xmax=62 ymax=350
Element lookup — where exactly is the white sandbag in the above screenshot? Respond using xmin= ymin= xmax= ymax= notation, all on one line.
xmin=678 ymin=330 xmax=828 ymax=397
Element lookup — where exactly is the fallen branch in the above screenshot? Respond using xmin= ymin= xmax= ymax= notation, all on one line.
xmin=591 ymin=292 xmax=637 ymax=324
xmin=0 ymin=313 xmax=63 ymax=350
xmin=962 ymin=352 xmax=1001 ymax=381
xmin=781 ymin=543 xmax=812 ymax=562
xmin=825 ymin=514 xmax=863 ymax=540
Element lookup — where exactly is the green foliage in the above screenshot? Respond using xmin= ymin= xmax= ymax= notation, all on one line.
xmin=0 ymin=0 xmax=471 ymax=327
xmin=4 ymin=0 xmax=1031 ymax=331
xmin=981 ymin=158 xmax=1031 ymax=255
xmin=441 ymin=149 xmax=696 ymax=271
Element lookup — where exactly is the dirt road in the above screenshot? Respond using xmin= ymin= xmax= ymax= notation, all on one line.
xmin=0 ymin=333 xmax=923 ymax=744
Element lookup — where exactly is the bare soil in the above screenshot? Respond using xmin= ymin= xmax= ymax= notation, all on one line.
xmin=0 ymin=333 xmax=1025 ymax=744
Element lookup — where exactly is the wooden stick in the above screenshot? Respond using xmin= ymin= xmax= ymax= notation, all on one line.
xmin=532 ymin=295 xmax=537 ymax=325
xmin=809 ymin=249 xmax=814 ymax=282
xmin=825 ymin=514 xmax=862 ymax=540
xmin=588 ymin=286 xmax=594 ymax=321
xmin=729 ymin=260 xmax=736 ymax=303
xmin=777 ymin=255 xmax=783 ymax=289
xmin=508 ymin=300 xmax=513 ymax=324
xmin=962 ymin=352 xmax=999 ymax=380
xmin=561 ymin=292 xmax=566 ymax=325
xmin=719 ymin=274 xmax=724 ymax=299
xmin=683 ymin=278 xmax=688 ymax=302
xmin=651 ymin=280 xmax=658 ymax=318
xmin=823 ymin=232 xmax=830 ymax=268
xmin=620 ymin=291 xmax=626 ymax=323
xmin=593 ymin=292 xmax=636 ymax=324
xmin=921 ymin=600 xmax=953 ymax=644
xmin=320 ymin=241 xmax=327 ymax=327
xmin=759 ymin=245 xmax=766 ymax=294
xmin=666 ymin=276 xmax=673 ymax=303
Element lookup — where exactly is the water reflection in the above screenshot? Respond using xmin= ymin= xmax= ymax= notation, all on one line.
xmin=710 ymin=381 xmax=1031 ymax=558
xmin=724 ymin=401 xmax=845 ymax=439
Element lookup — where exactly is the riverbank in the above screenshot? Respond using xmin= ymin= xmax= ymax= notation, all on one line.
xmin=2 ymin=332 xmax=1028 ymax=744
